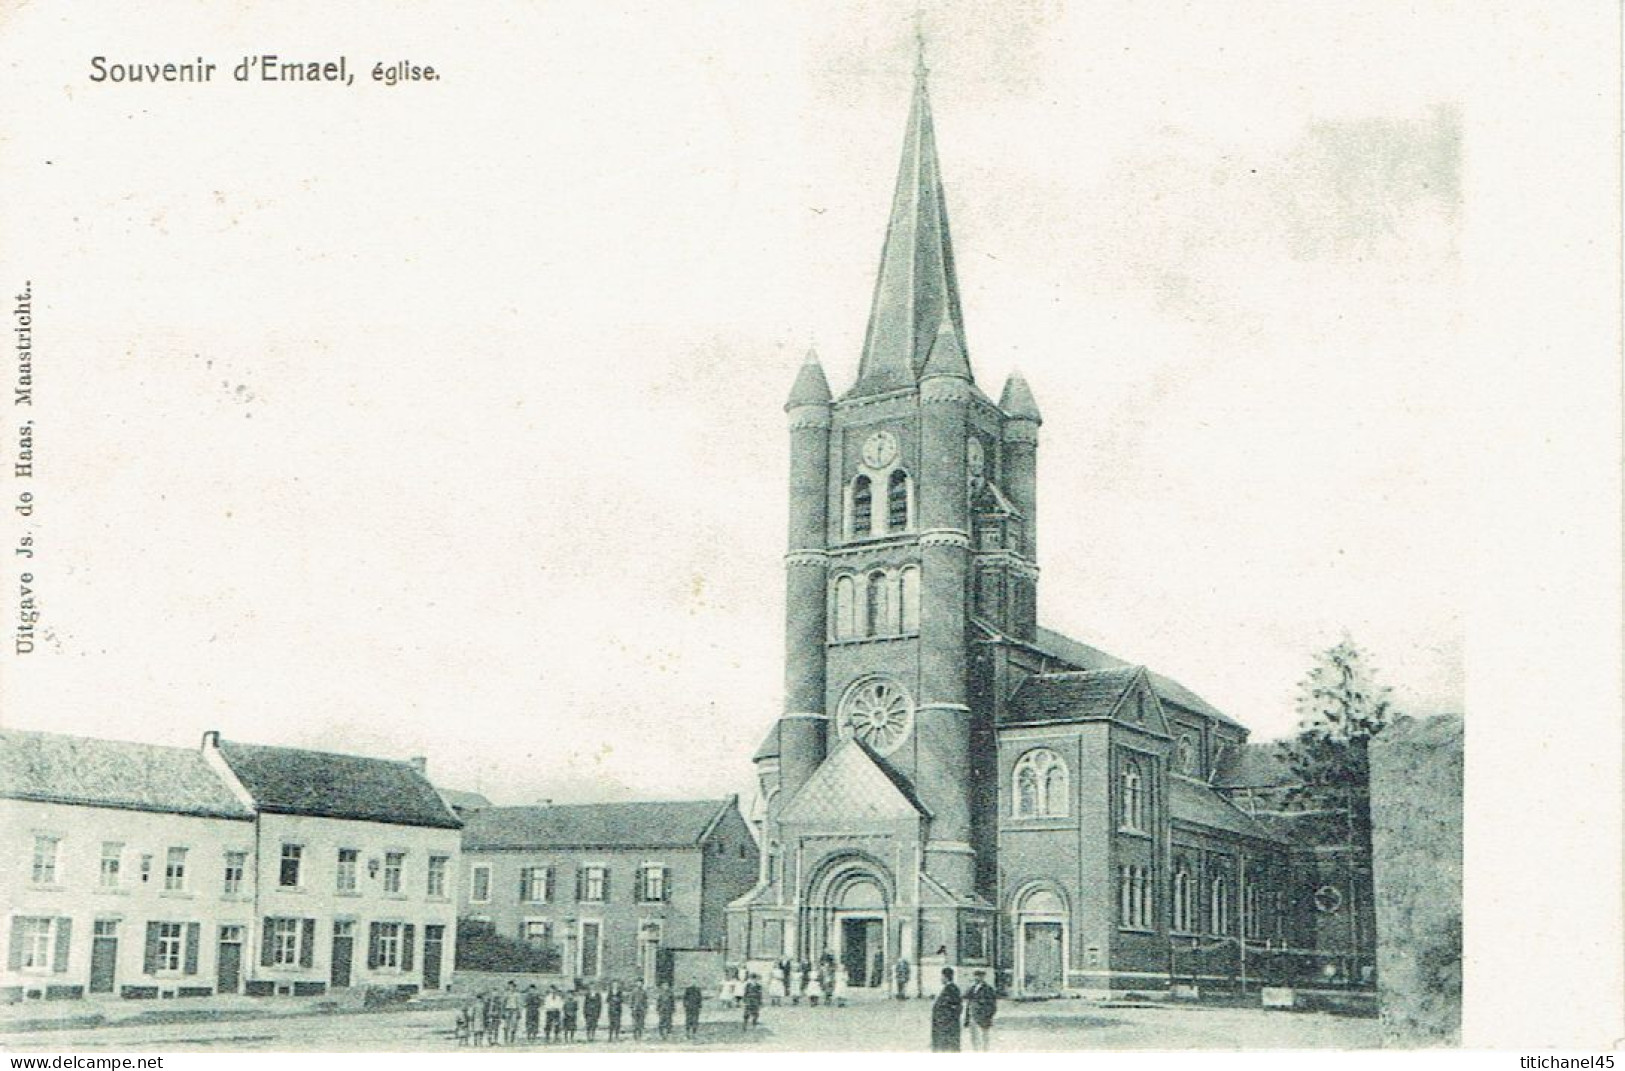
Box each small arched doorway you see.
[1014,885,1068,996]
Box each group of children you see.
[456,979,713,1046]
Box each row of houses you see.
[1,727,757,1004]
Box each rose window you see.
[837,676,914,755]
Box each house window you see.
[267,917,302,966]
[13,917,55,972]
[521,866,552,904]
[223,851,247,896]
[164,847,188,892]
[524,920,554,948]
[1012,749,1068,818]
[1172,863,1195,932]
[900,565,921,633]
[156,922,184,972]
[336,849,359,893]
[887,470,911,531]
[960,918,991,963]
[851,475,873,538]
[579,866,608,903]
[279,844,303,888]
[1210,874,1232,935]
[372,922,403,970]
[638,864,670,903]
[1118,865,1153,930]
[30,835,59,885]
[1119,759,1147,832]
[100,843,123,889]
[427,855,450,900]
[470,864,491,903]
[383,852,405,894]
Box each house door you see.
[216,925,243,994]
[330,921,354,989]
[1022,922,1064,995]
[422,925,444,990]
[840,917,883,987]
[89,921,118,994]
[637,921,661,987]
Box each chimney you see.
[201,730,220,750]
[408,756,427,775]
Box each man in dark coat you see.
[656,983,676,1039]
[741,973,764,1031]
[963,969,997,1051]
[583,985,603,1041]
[631,983,649,1041]
[930,968,962,1052]
[607,983,625,1042]
[681,982,704,1037]
[561,989,579,1042]
[523,984,542,1042]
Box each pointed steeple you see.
[848,48,970,397]
[785,348,833,409]
[1000,369,1041,423]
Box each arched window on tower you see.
[899,565,921,634]
[865,571,892,637]
[851,476,873,539]
[1120,758,1146,832]
[832,575,857,640]
[1012,749,1068,818]
[887,470,911,532]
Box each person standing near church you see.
[607,982,625,1042]
[631,982,649,1042]
[930,968,963,1052]
[963,969,997,1051]
[543,986,564,1042]
[681,982,703,1038]
[895,957,911,999]
[742,973,763,1032]
[583,985,603,1042]
[524,983,542,1042]
[656,982,676,1039]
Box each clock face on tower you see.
[861,430,899,470]
[836,675,914,756]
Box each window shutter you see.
[7,921,25,971]
[184,922,200,975]
[52,918,72,973]
[602,869,611,901]
[545,866,554,903]
[663,866,673,902]
[574,868,583,902]
[402,925,415,972]
[520,869,528,902]
[299,919,315,968]
[367,923,381,970]
[260,920,275,967]
[147,921,164,974]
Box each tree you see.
[1275,636,1394,848]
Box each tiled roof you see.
[1028,627,1245,730]
[216,740,461,830]
[777,740,928,825]
[0,729,252,819]
[1005,668,1141,725]
[463,798,736,851]
[439,788,492,812]
[1170,777,1282,843]
[1213,742,1297,789]
[752,723,780,762]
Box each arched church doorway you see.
[807,856,893,992]
[1014,885,1068,997]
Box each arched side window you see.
[831,575,858,640]
[865,571,892,637]
[1172,863,1195,932]
[887,470,911,532]
[899,565,921,634]
[1210,874,1231,935]
[1012,749,1069,818]
[851,476,873,539]
[1120,759,1146,832]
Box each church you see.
[726,58,1316,998]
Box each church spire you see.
[848,36,971,398]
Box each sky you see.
[0,0,1500,809]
